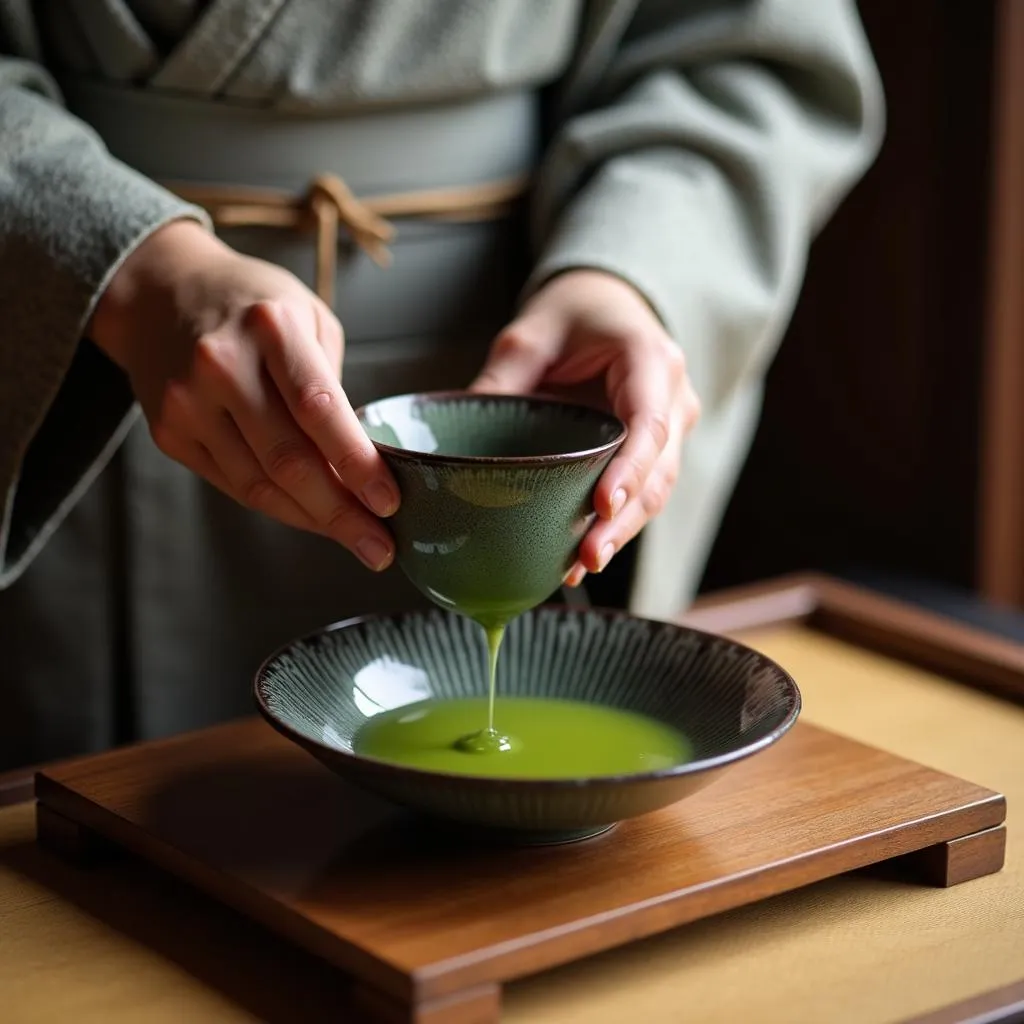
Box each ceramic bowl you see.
[255,606,801,845]
[355,391,626,628]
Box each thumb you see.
[468,312,560,394]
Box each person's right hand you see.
[88,218,398,571]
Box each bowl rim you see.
[352,389,628,466]
[253,605,803,789]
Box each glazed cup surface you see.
[356,391,626,626]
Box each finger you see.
[208,408,394,569]
[153,426,230,494]
[578,465,676,574]
[468,313,560,395]
[245,301,399,518]
[578,496,646,575]
[205,409,393,569]
[188,443,232,495]
[200,408,323,533]
[193,331,343,525]
[301,488,397,571]
[153,421,319,535]
[594,343,678,520]
[197,328,395,560]
[681,376,702,432]
[314,301,345,381]
[197,424,392,569]
[564,562,587,588]
[155,386,327,535]
[582,378,695,569]
[240,382,392,552]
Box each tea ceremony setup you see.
[5,1,1024,1019]
[1,391,1021,1024]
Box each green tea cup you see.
[356,391,627,627]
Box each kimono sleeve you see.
[528,0,885,413]
[0,25,208,588]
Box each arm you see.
[0,7,402,587]
[528,0,885,413]
[473,0,884,585]
[0,19,209,587]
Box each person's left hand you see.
[469,269,701,587]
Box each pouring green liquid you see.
[353,391,674,777]
[354,612,694,777]
[452,623,510,754]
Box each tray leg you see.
[894,824,1007,887]
[35,802,115,865]
[352,981,501,1024]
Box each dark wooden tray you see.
[34,706,1006,1023]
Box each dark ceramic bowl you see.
[255,606,801,845]
[355,391,626,628]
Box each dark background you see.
[699,0,996,597]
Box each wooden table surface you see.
[2,624,1022,1024]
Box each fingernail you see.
[564,564,586,587]
[356,537,392,571]
[596,543,615,573]
[363,480,398,517]
[610,488,627,517]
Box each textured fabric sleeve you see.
[0,37,210,587]
[527,0,885,414]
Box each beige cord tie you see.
[307,173,395,300]
[166,173,529,309]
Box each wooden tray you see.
[680,573,1024,705]
[34,695,1006,1024]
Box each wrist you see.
[529,266,662,320]
[88,218,219,366]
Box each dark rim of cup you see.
[353,390,628,465]
[253,605,803,790]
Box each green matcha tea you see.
[353,696,693,778]
[451,622,507,753]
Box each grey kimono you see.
[0,0,884,769]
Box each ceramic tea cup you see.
[355,391,626,627]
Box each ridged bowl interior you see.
[255,607,800,840]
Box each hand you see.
[470,269,700,586]
[88,219,398,571]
